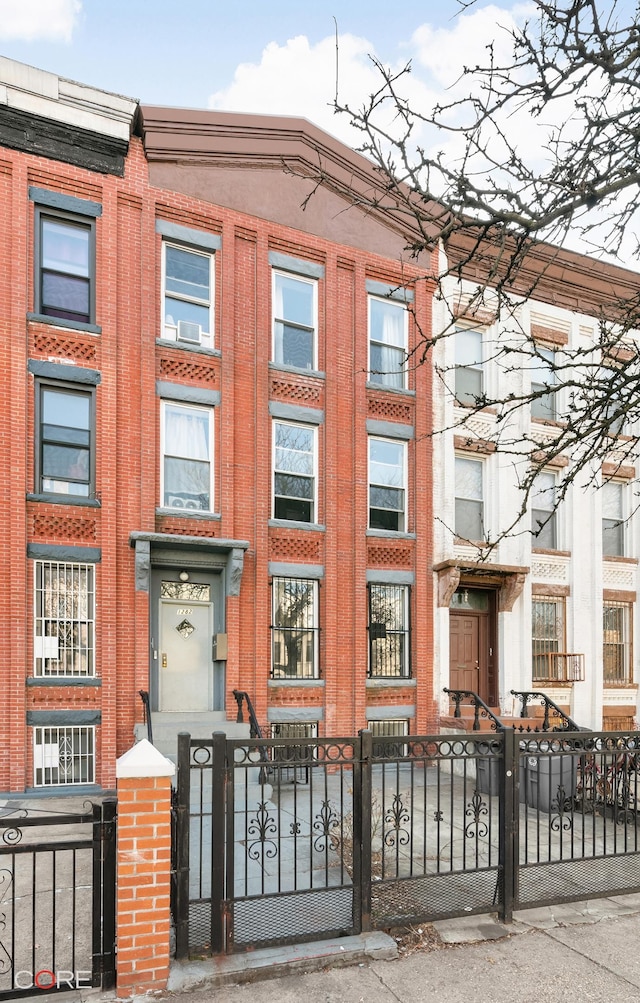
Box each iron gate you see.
[0,800,116,998]
[172,728,640,956]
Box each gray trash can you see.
[523,744,577,812]
[475,740,501,796]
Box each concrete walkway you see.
[167,893,640,1003]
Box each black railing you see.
[232,689,270,775]
[511,689,580,731]
[138,689,153,744]
[444,687,503,731]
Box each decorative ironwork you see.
[176,619,195,639]
[0,867,13,974]
[443,688,503,731]
[312,800,340,852]
[433,809,444,822]
[464,790,489,839]
[383,794,411,847]
[247,802,278,862]
[550,786,573,831]
[161,580,210,601]
[510,689,579,732]
[0,824,22,846]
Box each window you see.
[602,481,625,557]
[161,402,213,511]
[369,437,406,532]
[271,578,319,679]
[36,383,93,497]
[34,561,95,677]
[270,722,317,782]
[35,209,94,324]
[273,271,317,370]
[531,471,557,549]
[368,584,410,678]
[531,347,557,421]
[454,456,484,540]
[162,242,213,345]
[273,421,316,522]
[454,328,483,406]
[603,601,633,684]
[34,725,95,786]
[369,296,408,388]
[369,719,409,757]
[532,596,565,681]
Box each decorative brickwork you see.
[367,395,413,423]
[367,543,413,567]
[158,355,217,386]
[27,168,102,202]
[270,375,322,405]
[32,331,97,363]
[156,204,222,237]
[270,533,322,563]
[156,518,218,538]
[32,513,97,542]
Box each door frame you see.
[449,586,498,705]
[150,566,225,712]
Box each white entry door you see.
[159,598,213,711]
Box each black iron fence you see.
[172,727,640,956]
[0,800,116,999]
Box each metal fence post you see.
[353,729,372,933]
[211,731,226,954]
[499,728,518,922]
[174,732,191,959]
[92,798,117,990]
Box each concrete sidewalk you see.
[168,893,640,1003]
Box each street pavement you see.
[168,894,640,1003]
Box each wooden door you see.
[449,612,481,693]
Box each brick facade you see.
[0,62,438,795]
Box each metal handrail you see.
[232,690,270,775]
[138,689,153,744]
[510,689,581,731]
[443,688,503,731]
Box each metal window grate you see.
[603,600,633,684]
[271,577,319,678]
[34,561,95,677]
[532,596,565,681]
[33,725,95,786]
[368,584,410,677]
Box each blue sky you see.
[0,0,538,144]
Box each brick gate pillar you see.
[115,739,175,997]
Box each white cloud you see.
[209,33,392,147]
[0,0,82,42]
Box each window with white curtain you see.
[272,271,317,370]
[161,401,213,511]
[368,296,408,388]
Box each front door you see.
[449,612,481,693]
[159,598,213,711]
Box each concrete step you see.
[134,713,251,762]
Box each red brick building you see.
[0,59,437,795]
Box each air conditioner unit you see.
[167,495,187,508]
[184,499,199,509]
[177,320,202,344]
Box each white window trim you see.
[272,420,318,524]
[161,241,214,347]
[454,325,484,405]
[272,269,318,372]
[368,295,409,390]
[160,400,215,513]
[368,436,408,533]
[454,453,485,541]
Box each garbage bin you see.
[522,743,577,813]
[475,741,501,796]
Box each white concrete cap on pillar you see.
[116,738,176,778]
